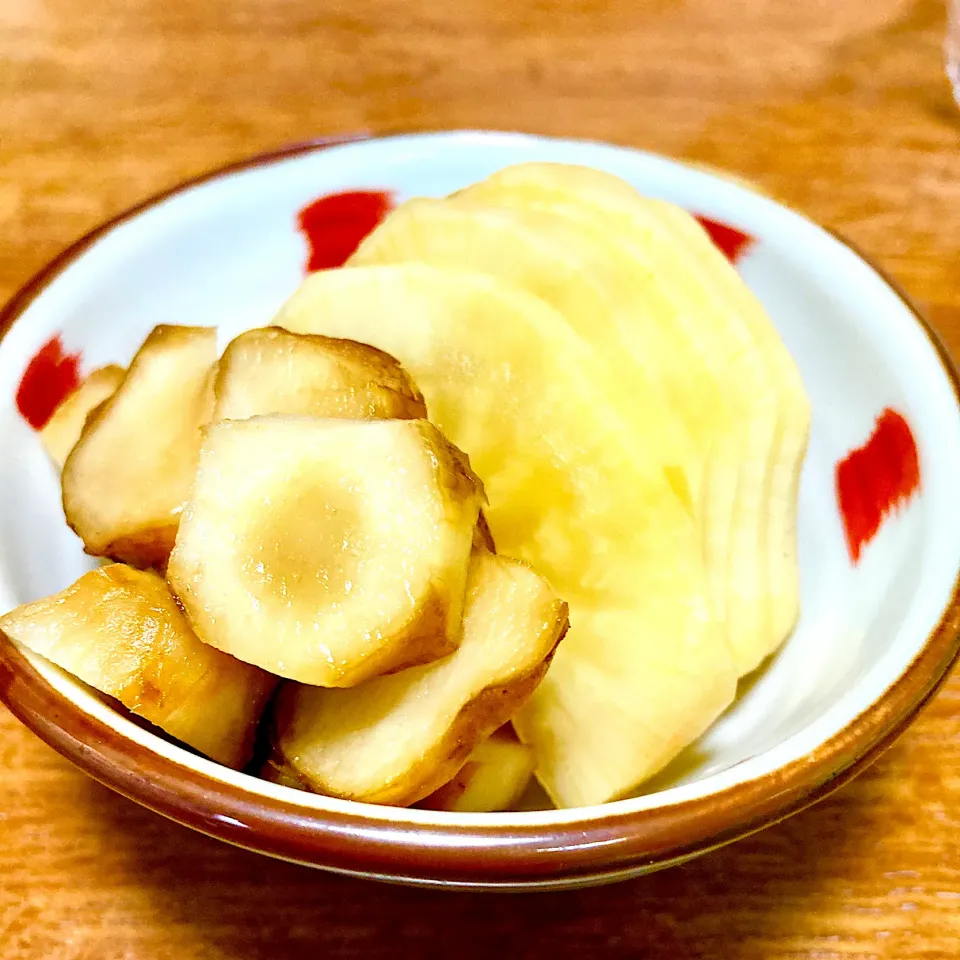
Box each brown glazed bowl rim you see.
[1,133,959,889]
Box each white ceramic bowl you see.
[1,131,959,890]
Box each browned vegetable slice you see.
[0,564,276,768]
[267,547,568,806]
[168,416,484,687]
[214,326,426,421]
[62,325,217,569]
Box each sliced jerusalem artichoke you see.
[167,416,484,687]
[213,326,426,421]
[419,725,536,813]
[62,325,217,569]
[40,364,126,468]
[268,547,568,807]
[0,564,276,768]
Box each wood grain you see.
[2,0,960,956]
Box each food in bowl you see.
[212,326,428,422]
[0,161,810,812]
[0,563,276,768]
[266,546,567,805]
[61,324,217,569]
[168,416,489,687]
[39,363,126,468]
[418,725,536,813]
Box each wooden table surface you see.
[3,0,960,957]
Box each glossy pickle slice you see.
[168,415,484,687]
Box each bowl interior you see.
[1,131,959,821]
